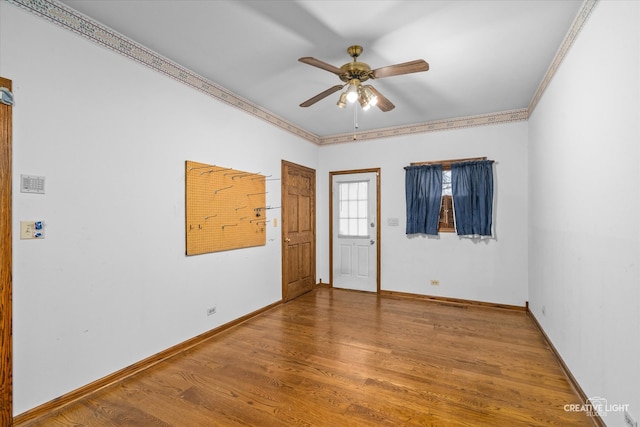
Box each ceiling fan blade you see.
[372,59,429,79]
[300,85,344,107]
[298,57,343,75]
[368,86,395,112]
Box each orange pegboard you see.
[185,160,266,255]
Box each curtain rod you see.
[405,157,492,170]
[410,156,487,166]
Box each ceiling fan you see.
[298,45,429,112]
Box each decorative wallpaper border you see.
[319,109,529,145]
[7,0,596,146]
[6,0,322,144]
[528,0,598,115]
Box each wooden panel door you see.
[281,161,316,302]
[1,77,13,425]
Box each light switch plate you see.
[20,221,45,239]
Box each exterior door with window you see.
[331,171,379,292]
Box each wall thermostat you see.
[21,174,45,194]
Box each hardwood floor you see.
[19,288,595,426]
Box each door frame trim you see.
[329,168,381,293]
[1,76,13,425]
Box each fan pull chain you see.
[353,104,359,140]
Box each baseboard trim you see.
[14,299,282,425]
[379,290,527,311]
[526,309,605,427]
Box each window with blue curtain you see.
[405,158,494,237]
[405,164,442,235]
[451,160,494,236]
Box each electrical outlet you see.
[625,410,637,427]
[207,306,217,316]
[430,280,440,286]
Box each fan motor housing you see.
[339,61,372,83]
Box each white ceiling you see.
[58,0,584,139]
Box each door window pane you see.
[338,181,369,237]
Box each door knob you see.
[285,238,291,243]
[370,239,375,245]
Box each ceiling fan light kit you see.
[345,80,360,103]
[336,91,348,109]
[358,85,378,111]
[299,45,429,113]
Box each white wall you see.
[1,3,318,415]
[317,122,529,306]
[528,1,640,425]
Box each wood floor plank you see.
[17,288,595,426]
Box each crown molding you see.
[7,0,596,146]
